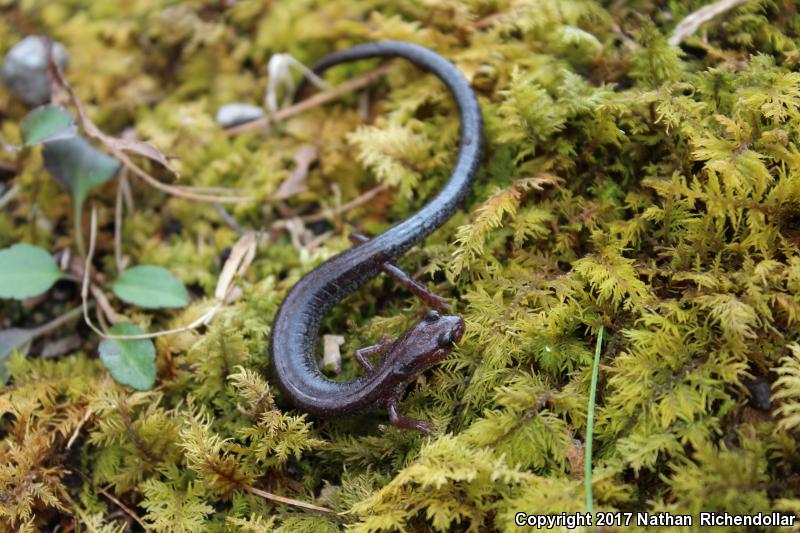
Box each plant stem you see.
[31,305,85,337]
[585,326,605,517]
[74,202,86,257]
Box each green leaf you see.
[0,243,62,299]
[112,265,189,309]
[42,136,120,212]
[20,104,77,146]
[99,323,156,391]
[0,328,34,384]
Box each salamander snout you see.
[450,316,465,343]
[436,315,465,348]
[421,311,465,345]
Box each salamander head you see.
[389,310,465,381]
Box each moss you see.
[2,0,800,531]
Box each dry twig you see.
[669,0,749,46]
[224,63,393,136]
[298,184,388,225]
[114,170,127,274]
[73,469,152,531]
[244,484,331,513]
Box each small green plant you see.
[0,99,191,388]
[112,266,189,309]
[0,242,62,299]
[98,323,157,390]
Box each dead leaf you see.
[514,173,563,192]
[40,334,82,358]
[273,144,318,200]
[564,435,585,480]
[215,231,258,302]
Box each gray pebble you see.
[1,36,69,107]
[215,103,265,128]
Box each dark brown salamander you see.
[269,41,482,433]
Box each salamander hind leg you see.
[348,232,451,313]
[387,393,433,434]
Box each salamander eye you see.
[425,310,441,322]
[438,332,453,347]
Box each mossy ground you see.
[2,1,800,532]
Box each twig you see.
[266,184,388,249]
[30,305,85,337]
[81,207,102,337]
[66,408,93,449]
[90,284,121,325]
[114,149,252,204]
[585,326,605,515]
[244,484,331,513]
[668,0,749,46]
[176,184,248,195]
[62,491,100,533]
[74,469,151,532]
[298,184,388,225]
[96,483,151,532]
[213,203,246,235]
[94,301,109,332]
[214,232,258,302]
[114,171,126,274]
[225,63,393,136]
[120,172,134,212]
[79,208,257,340]
[0,184,20,210]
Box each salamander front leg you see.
[354,337,393,372]
[386,391,433,434]
[348,232,451,313]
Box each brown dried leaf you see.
[273,144,318,200]
[514,173,564,192]
[215,232,258,302]
[564,436,585,480]
[40,335,82,358]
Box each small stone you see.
[744,375,771,411]
[215,103,264,128]
[1,36,69,107]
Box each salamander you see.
[269,41,482,433]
